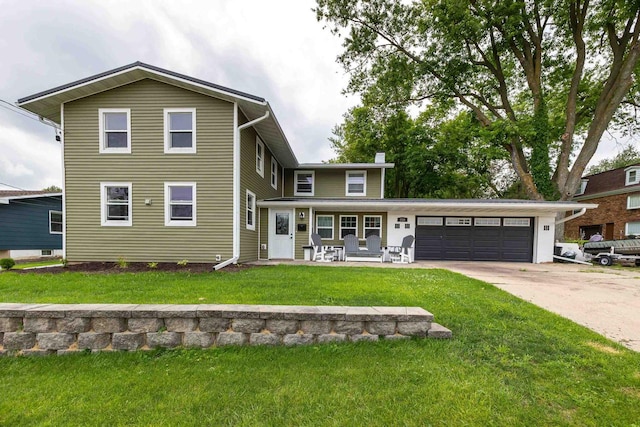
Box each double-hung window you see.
[246,190,256,230]
[626,222,640,236]
[346,171,366,196]
[270,157,278,190]
[316,215,334,239]
[49,211,63,234]
[165,183,196,226]
[294,171,314,196]
[164,108,196,153]
[101,183,132,226]
[363,215,382,237]
[626,168,640,186]
[99,109,131,153]
[256,137,265,177]
[628,193,640,209]
[340,215,357,239]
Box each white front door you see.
[269,209,294,259]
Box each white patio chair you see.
[389,235,414,264]
[311,233,336,262]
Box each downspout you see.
[60,104,66,260]
[555,208,586,225]
[215,108,270,271]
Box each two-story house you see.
[565,163,640,240]
[17,62,595,265]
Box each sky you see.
[0,0,636,191]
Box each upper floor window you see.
[346,171,367,196]
[164,108,196,153]
[246,190,256,231]
[626,168,640,186]
[628,193,640,210]
[165,182,196,226]
[99,109,131,153]
[49,210,63,234]
[256,137,265,177]
[294,171,314,196]
[101,183,132,226]
[575,179,588,196]
[270,157,278,190]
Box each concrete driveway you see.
[428,261,640,352]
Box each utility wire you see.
[0,99,61,130]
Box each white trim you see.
[339,214,358,239]
[445,217,472,226]
[100,182,132,226]
[627,193,640,209]
[268,208,295,259]
[49,210,63,234]
[474,218,501,226]
[346,170,367,196]
[381,167,385,198]
[363,215,382,237]
[270,156,278,190]
[504,218,531,227]
[164,108,196,154]
[294,170,315,196]
[417,217,443,226]
[164,182,196,226]
[297,162,394,169]
[256,137,265,177]
[316,214,334,240]
[61,103,66,258]
[98,108,131,154]
[246,189,256,231]
[575,179,588,196]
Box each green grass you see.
[1,265,639,426]
[10,259,63,270]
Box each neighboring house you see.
[565,163,640,240]
[17,62,595,264]
[0,191,63,260]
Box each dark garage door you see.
[415,216,533,262]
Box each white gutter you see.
[555,208,587,225]
[220,107,271,270]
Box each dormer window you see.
[575,179,588,196]
[626,167,640,186]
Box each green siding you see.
[238,112,281,263]
[312,211,388,247]
[259,208,269,259]
[294,208,311,260]
[64,79,234,263]
[284,168,383,198]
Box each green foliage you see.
[61,258,68,268]
[586,144,640,175]
[315,0,640,200]
[41,185,62,193]
[1,265,639,425]
[177,259,189,267]
[0,258,15,270]
[116,257,128,269]
[147,262,158,269]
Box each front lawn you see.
[1,265,639,426]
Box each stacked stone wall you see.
[0,303,451,356]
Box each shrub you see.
[147,262,158,269]
[177,259,189,267]
[0,258,16,270]
[116,257,129,269]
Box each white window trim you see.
[316,215,334,240]
[446,217,472,226]
[364,215,382,237]
[628,193,640,209]
[575,179,588,196]
[474,218,501,226]
[625,168,640,186]
[100,182,132,227]
[164,108,196,154]
[270,157,278,190]
[346,170,367,196]
[294,170,315,196]
[504,218,531,227]
[49,210,63,234]
[626,221,640,236]
[256,137,265,177]
[339,215,358,239]
[164,182,197,226]
[417,217,443,226]
[246,189,256,231]
[99,108,131,154]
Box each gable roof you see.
[576,162,640,199]
[17,62,298,168]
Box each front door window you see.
[276,213,289,235]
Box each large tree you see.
[585,143,640,174]
[315,0,640,201]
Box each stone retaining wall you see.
[0,303,451,356]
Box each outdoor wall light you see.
[299,212,305,220]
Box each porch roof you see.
[257,198,598,216]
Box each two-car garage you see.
[414,216,534,262]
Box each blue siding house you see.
[0,191,63,260]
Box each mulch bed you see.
[5,262,255,274]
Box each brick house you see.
[565,163,640,240]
